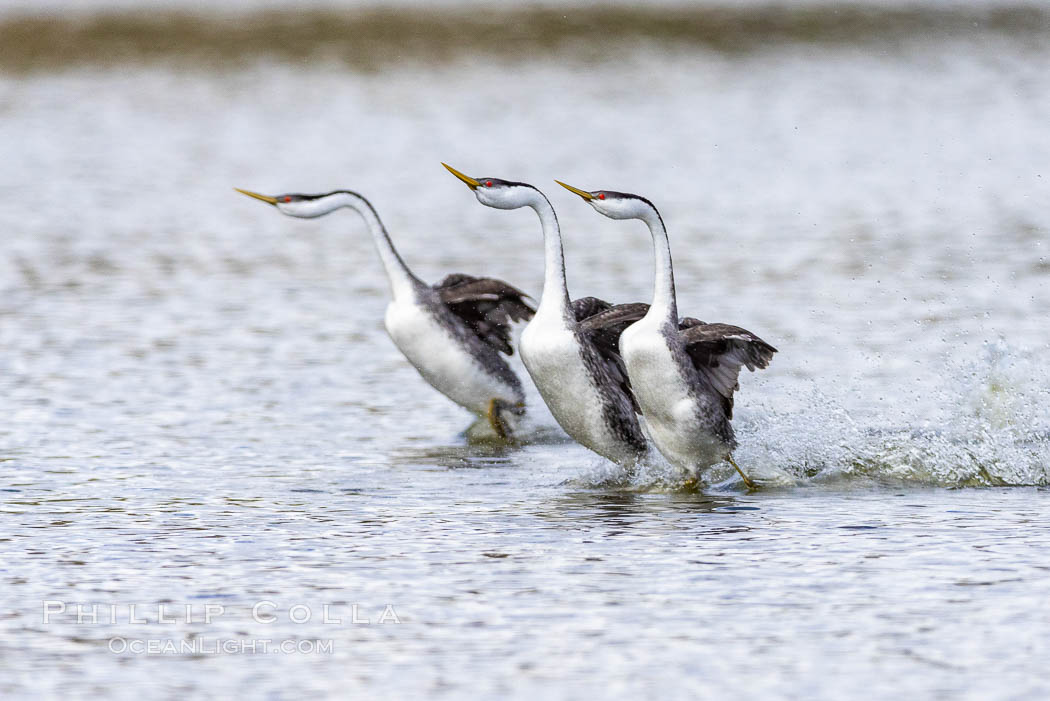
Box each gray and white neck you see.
[639,205,678,324]
[524,188,571,320]
[284,190,423,301]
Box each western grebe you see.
[557,181,776,487]
[443,165,648,465]
[236,187,534,439]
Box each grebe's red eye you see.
[284,196,291,202]
[485,181,492,187]
[598,193,606,200]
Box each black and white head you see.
[555,181,659,221]
[442,163,541,210]
[235,188,353,218]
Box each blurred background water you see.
[1,1,1049,698]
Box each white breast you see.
[384,300,518,416]
[621,320,726,469]
[520,314,630,463]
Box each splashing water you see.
[561,340,1050,491]
[730,340,1050,488]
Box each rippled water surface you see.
[2,2,1050,698]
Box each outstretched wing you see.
[679,319,777,419]
[575,299,650,413]
[435,274,535,355]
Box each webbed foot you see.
[727,455,757,490]
[486,399,524,443]
[487,398,509,441]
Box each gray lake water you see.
[2,2,1049,698]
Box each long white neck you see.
[641,207,677,323]
[315,192,422,301]
[526,189,571,319]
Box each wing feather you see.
[575,299,650,413]
[435,274,535,355]
[679,321,777,419]
[569,296,612,322]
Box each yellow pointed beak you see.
[234,188,278,205]
[442,163,480,190]
[555,180,595,201]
